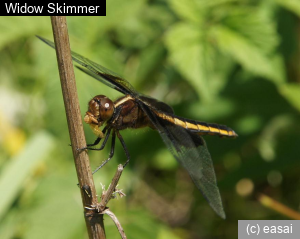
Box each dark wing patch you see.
[37,36,137,96]
[75,65,127,94]
[138,101,226,219]
[139,95,174,114]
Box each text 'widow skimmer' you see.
[38,36,237,219]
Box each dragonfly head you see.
[84,95,114,127]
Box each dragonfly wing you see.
[138,101,226,219]
[75,65,127,94]
[37,36,137,96]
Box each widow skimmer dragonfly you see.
[37,36,237,219]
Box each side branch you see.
[99,164,124,210]
[85,165,127,239]
[103,209,127,239]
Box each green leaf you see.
[0,208,19,239]
[211,25,285,84]
[0,17,49,49]
[221,6,280,54]
[0,131,54,220]
[280,83,300,112]
[165,23,213,102]
[22,173,85,239]
[168,0,204,24]
[68,0,146,38]
[136,43,166,83]
[275,0,300,17]
[187,97,236,121]
[165,22,237,102]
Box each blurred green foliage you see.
[0,0,300,238]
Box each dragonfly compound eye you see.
[99,97,114,121]
[84,95,114,125]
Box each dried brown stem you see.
[85,165,127,239]
[49,16,106,239]
[258,193,300,219]
[99,164,124,210]
[103,209,127,239]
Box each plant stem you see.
[50,16,106,239]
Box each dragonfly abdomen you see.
[192,121,238,138]
[156,112,237,138]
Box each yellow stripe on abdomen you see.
[185,121,199,130]
[154,111,237,138]
[208,126,220,134]
[174,118,187,128]
[219,129,229,136]
[197,124,209,131]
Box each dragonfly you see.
[37,36,237,219]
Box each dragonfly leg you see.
[77,126,109,151]
[116,131,130,168]
[72,136,103,149]
[84,128,112,151]
[86,137,101,147]
[92,130,116,174]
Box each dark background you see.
[0,1,300,238]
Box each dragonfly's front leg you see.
[84,127,112,151]
[77,126,110,151]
